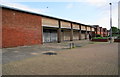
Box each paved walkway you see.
[2,40,90,64]
[2,41,118,75]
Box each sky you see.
[0,0,119,29]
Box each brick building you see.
[103,28,108,37]
[93,25,108,37]
[1,5,108,48]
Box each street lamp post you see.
[109,3,112,43]
[118,2,120,36]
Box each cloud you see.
[78,0,118,29]
[0,0,118,30]
[101,4,118,29]
[75,3,118,30]
[0,0,83,2]
[0,0,119,2]
[82,0,119,10]
[91,4,118,29]
[66,3,74,9]
[85,0,107,7]
[0,1,49,14]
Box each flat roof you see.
[1,5,94,27]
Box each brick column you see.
[95,28,97,37]
[85,26,87,39]
[62,30,64,41]
[57,20,61,43]
[105,30,107,37]
[70,23,73,41]
[100,27,101,35]
[90,27,92,32]
[107,30,108,36]
[90,27,92,37]
[79,25,81,40]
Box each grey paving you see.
[2,40,90,64]
[2,41,118,75]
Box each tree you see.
[111,27,118,33]
[110,26,120,36]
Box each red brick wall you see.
[0,8,2,48]
[94,26,108,37]
[103,28,108,37]
[2,8,42,48]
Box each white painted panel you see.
[92,28,95,31]
[87,27,91,31]
[42,17,58,28]
[61,21,71,29]
[81,25,86,30]
[73,24,79,30]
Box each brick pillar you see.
[79,25,81,40]
[62,30,64,41]
[70,23,73,41]
[107,31,108,36]
[100,28,101,36]
[105,30,106,37]
[90,27,92,37]
[95,28,97,37]
[103,29,104,37]
[85,26,87,39]
[107,30,108,36]
[57,20,61,43]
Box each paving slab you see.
[2,41,118,75]
[2,40,90,64]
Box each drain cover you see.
[42,51,57,55]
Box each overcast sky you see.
[0,0,119,29]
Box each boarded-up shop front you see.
[63,30,71,41]
[81,33,85,39]
[81,31,86,40]
[43,27,57,43]
[61,21,71,41]
[87,32,89,39]
[73,30,79,40]
[73,24,79,40]
[42,17,58,43]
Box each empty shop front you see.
[43,27,57,43]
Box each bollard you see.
[72,43,75,48]
[69,43,72,49]
[69,43,75,49]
